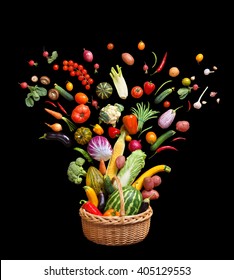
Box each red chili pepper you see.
[151,51,168,75]
[171,137,187,142]
[45,100,57,107]
[156,145,178,153]
[57,102,69,115]
[108,127,121,138]
[80,200,103,216]
[187,100,192,111]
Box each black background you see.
[3,28,232,260]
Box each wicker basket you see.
[79,176,153,246]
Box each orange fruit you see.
[74,92,89,104]
[145,131,157,144]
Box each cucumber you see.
[54,83,74,101]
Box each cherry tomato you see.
[137,40,145,50]
[145,131,157,144]
[196,53,204,63]
[74,92,89,104]
[131,86,144,98]
[107,43,114,50]
[53,64,59,70]
[163,100,171,108]
[71,104,91,123]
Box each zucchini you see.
[54,83,74,101]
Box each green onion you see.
[131,102,160,132]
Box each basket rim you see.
[79,205,153,225]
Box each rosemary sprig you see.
[130,102,160,132]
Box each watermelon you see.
[104,185,143,215]
[96,82,113,99]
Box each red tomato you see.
[53,64,59,70]
[131,86,143,98]
[71,104,91,123]
[143,81,156,95]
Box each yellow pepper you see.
[91,124,104,135]
[83,186,99,207]
[103,208,120,216]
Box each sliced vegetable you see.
[109,65,128,99]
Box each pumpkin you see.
[74,127,92,145]
[96,82,113,99]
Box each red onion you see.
[128,139,142,152]
[83,49,93,62]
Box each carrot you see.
[106,125,127,180]
[44,108,77,132]
[99,159,107,176]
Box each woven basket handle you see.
[112,176,125,217]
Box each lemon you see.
[182,78,191,87]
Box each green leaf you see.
[32,91,40,101]
[25,97,34,107]
[177,87,191,100]
[47,51,58,64]
[36,86,47,96]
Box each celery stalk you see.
[110,65,128,99]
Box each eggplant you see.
[138,197,151,214]
[39,131,73,147]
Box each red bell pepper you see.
[80,200,103,216]
[122,114,138,135]
[108,127,121,138]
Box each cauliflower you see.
[67,157,87,184]
[99,103,124,127]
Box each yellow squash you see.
[131,164,171,190]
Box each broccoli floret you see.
[67,157,87,184]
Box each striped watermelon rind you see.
[104,185,143,215]
[96,82,113,99]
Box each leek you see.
[109,65,128,99]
